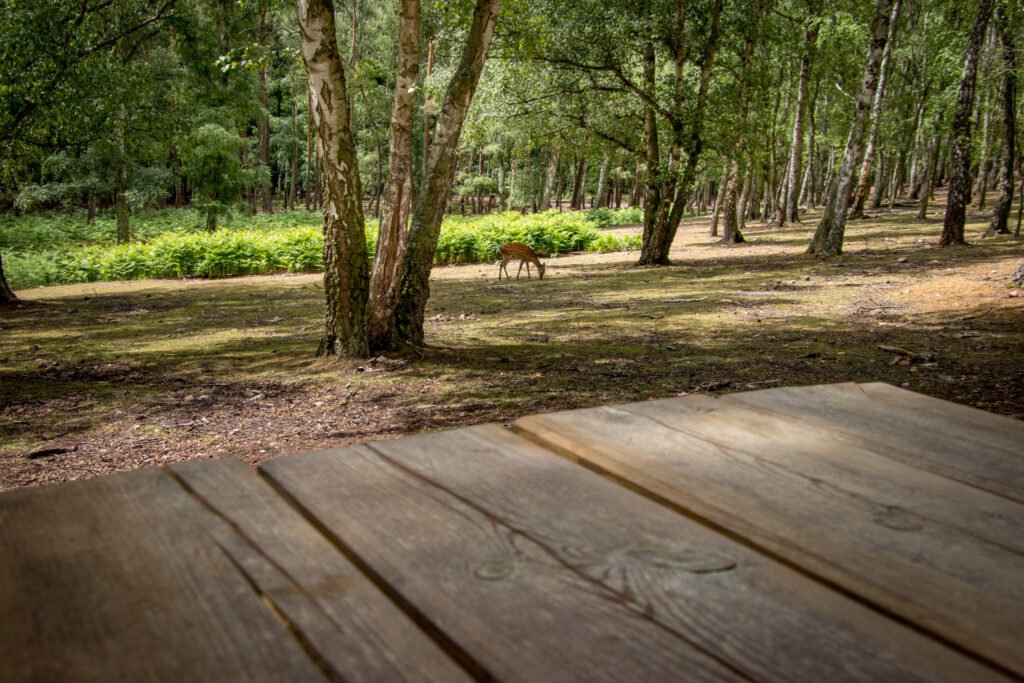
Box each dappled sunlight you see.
[2,205,1021,489]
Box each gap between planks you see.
[162,465,346,683]
[507,420,1022,682]
[252,464,499,683]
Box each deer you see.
[498,242,546,281]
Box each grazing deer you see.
[498,242,546,281]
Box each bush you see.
[2,209,639,288]
[585,206,644,226]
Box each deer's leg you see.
[516,261,524,279]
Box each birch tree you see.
[807,0,897,257]
[939,0,997,246]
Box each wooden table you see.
[2,382,1022,681]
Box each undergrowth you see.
[3,208,642,287]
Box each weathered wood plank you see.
[167,458,468,683]
[722,382,1024,502]
[261,424,1006,682]
[0,465,327,682]
[514,395,1024,677]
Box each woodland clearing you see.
[2,202,1021,490]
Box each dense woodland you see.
[1,0,1021,355]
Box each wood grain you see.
[168,458,468,682]
[514,393,1024,677]
[722,382,1024,502]
[262,424,1006,682]
[0,465,327,682]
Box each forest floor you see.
[2,201,1023,490]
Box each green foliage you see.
[584,207,644,226]
[435,210,636,264]
[183,124,259,230]
[3,209,639,288]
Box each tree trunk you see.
[985,4,1016,236]
[659,0,724,256]
[258,9,273,214]
[870,152,890,207]
[630,157,644,207]
[115,190,130,244]
[289,101,299,210]
[719,5,757,244]
[638,41,667,264]
[850,0,899,220]
[422,40,434,184]
[391,0,502,348]
[305,90,314,211]
[785,22,817,225]
[807,0,896,257]
[365,0,419,350]
[918,125,940,219]
[710,177,722,236]
[298,0,370,357]
[569,155,587,210]
[0,252,17,303]
[975,91,992,209]
[940,0,996,246]
[540,150,558,210]
[595,152,609,208]
[739,168,753,229]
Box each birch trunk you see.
[298,0,370,357]
[849,0,900,220]
[785,23,817,224]
[975,92,992,209]
[985,4,1016,236]
[644,0,724,263]
[720,18,757,244]
[940,0,996,245]
[367,0,419,349]
[392,0,502,347]
[540,150,558,210]
[807,0,896,256]
[595,152,609,208]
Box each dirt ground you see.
[2,201,1022,490]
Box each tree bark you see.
[298,0,370,357]
[710,176,722,236]
[918,123,940,219]
[719,5,758,244]
[638,40,667,264]
[540,149,558,210]
[849,0,900,220]
[367,0,419,350]
[569,155,587,210]
[595,152,609,208]
[391,0,502,347]
[289,101,299,210]
[0,252,17,303]
[807,0,896,257]
[785,22,818,224]
[422,40,435,184]
[639,0,724,263]
[940,0,996,246]
[985,4,1016,236]
[975,91,992,209]
[305,90,314,211]
[258,8,273,214]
